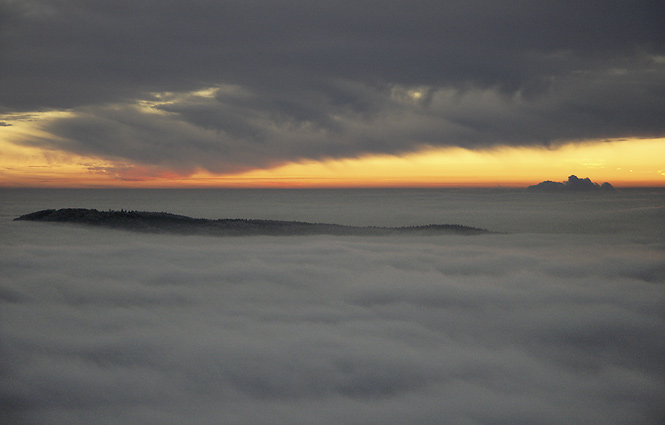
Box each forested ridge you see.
[15,208,492,236]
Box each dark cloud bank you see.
[2,1,665,174]
[1,189,664,424]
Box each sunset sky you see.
[2,1,664,188]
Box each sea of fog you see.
[1,188,664,425]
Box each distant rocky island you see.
[14,208,493,236]
[527,175,615,192]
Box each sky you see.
[1,0,665,188]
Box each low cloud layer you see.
[2,189,664,424]
[2,1,664,175]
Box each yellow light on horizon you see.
[194,138,665,188]
[1,126,664,188]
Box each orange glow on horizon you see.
[1,128,664,188]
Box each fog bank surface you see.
[1,189,664,424]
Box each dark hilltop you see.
[14,209,493,236]
[528,175,615,192]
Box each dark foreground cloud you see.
[1,229,664,424]
[2,1,665,174]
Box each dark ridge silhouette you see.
[527,175,615,192]
[14,209,494,236]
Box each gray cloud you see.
[1,189,664,425]
[2,1,665,172]
[2,231,664,424]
